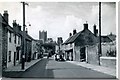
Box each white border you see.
[0,0,119,80]
[116,1,118,79]
[0,0,119,2]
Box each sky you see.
[0,2,116,42]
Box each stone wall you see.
[2,22,8,70]
[74,46,80,61]
[0,15,2,75]
[87,45,99,65]
[100,57,116,69]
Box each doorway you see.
[80,47,86,62]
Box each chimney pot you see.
[83,22,88,30]
[93,24,98,36]
[69,33,72,37]
[73,29,77,35]
[3,10,9,23]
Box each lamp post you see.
[21,2,28,70]
[98,2,102,65]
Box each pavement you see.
[5,59,41,72]
[66,61,116,77]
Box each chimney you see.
[69,33,72,37]
[18,24,21,31]
[13,20,17,29]
[93,24,98,36]
[73,29,77,35]
[83,21,88,30]
[3,10,9,23]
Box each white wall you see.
[7,31,21,67]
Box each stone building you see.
[0,11,22,69]
[63,22,99,64]
[31,39,43,60]
[39,30,47,43]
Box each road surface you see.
[3,57,116,79]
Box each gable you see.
[75,29,98,46]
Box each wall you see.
[74,46,80,61]
[100,57,116,69]
[2,23,8,70]
[0,15,2,73]
[7,31,21,67]
[31,40,40,59]
[87,44,99,65]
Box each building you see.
[20,30,33,62]
[0,13,3,69]
[0,11,22,69]
[1,11,36,70]
[55,37,63,58]
[56,37,63,52]
[39,30,47,43]
[46,38,53,43]
[101,33,116,57]
[31,39,43,60]
[63,22,99,64]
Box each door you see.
[14,52,16,66]
[80,47,86,61]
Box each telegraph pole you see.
[21,2,28,70]
[98,2,102,65]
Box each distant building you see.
[101,33,116,57]
[39,30,47,43]
[31,39,43,60]
[46,38,53,43]
[55,37,63,54]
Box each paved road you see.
[3,57,116,79]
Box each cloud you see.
[0,2,116,42]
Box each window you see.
[8,51,11,62]
[9,32,12,43]
[18,36,20,45]
[14,34,16,44]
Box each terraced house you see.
[0,11,22,69]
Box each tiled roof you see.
[64,31,82,44]
[101,36,112,42]
[107,34,116,41]
[20,31,33,41]
[63,29,98,46]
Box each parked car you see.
[59,55,65,61]
[55,54,65,61]
[55,54,60,61]
[43,53,48,57]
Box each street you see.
[3,57,115,79]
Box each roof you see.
[63,29,98,46]
[101,36,112,43]
[64,32,81,44]
[107,34,116,41]
[0,14,14,32]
